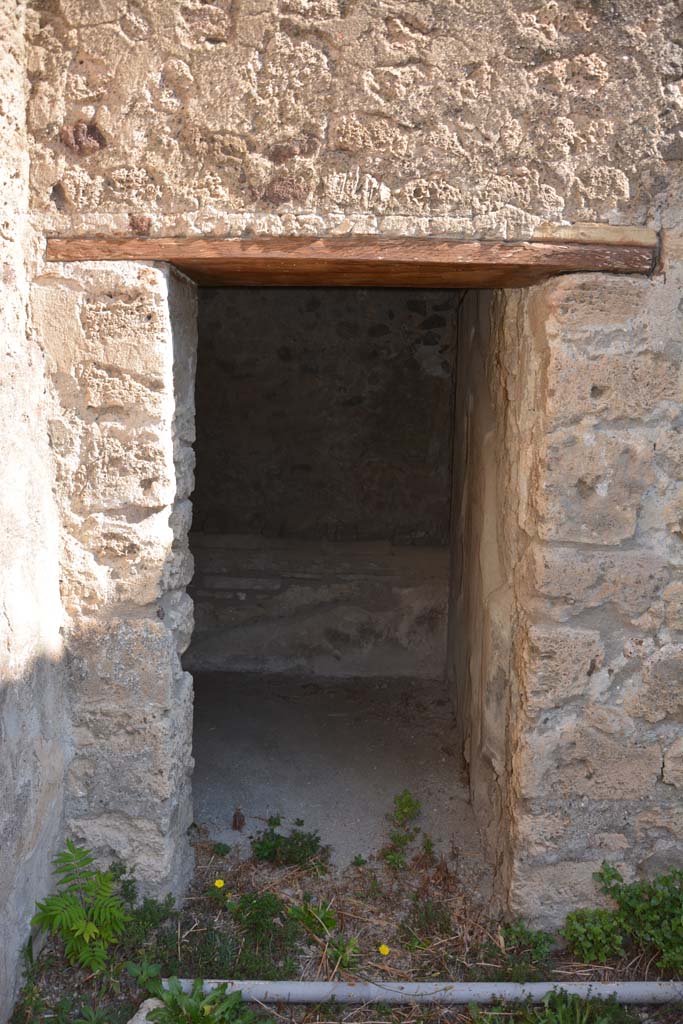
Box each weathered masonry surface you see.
[27,254,683,926]
[2,1,683,1019]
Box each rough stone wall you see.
[509,259,683,927]
[195,288,456,543]
[0,6,67,1019]
[3,0,681,976]
[26,1,683,239]
[31,261,197,897]
[452,256,683,927]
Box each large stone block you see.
[624,644,683,723]
[517,721,662,801]
[33,265,174,385]
[78,362,167,423]
[510,859,619,930]
[519,623,603,712]
[529,276,652,349]
[663,582,683,632]
[546,348,681,425]
[77,511,175,607]
[663,737,683,790]
[69,618,183,712]
[66,806,193,901]
[523,544,669,622]
[534,428,655,544]
[76,422,175,512]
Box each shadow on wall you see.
[0,652,68,1022]
[0,565,196,1022]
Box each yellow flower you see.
[378,943,390,956]
[214,879,225,889]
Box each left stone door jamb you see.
[32,260,198,897]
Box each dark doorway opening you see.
[184,287,485,881]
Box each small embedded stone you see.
[59,121,107,155]
[128,212,152,235]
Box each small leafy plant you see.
[473,920,553,983]
[470,992,638,1023]
[420,833,435,861]
[328,935,360,970]
[127,959,163,996]
[288,896,337,938]
[400,896,452,946]
[251,821,329,867]
[213,843,232,857]
[381,828,418,871]
[563,862,683,973]
[32,841,130,971]
[391,789,421,827]
[123,893,177,954]
[501,921,554,964]
[147,978,264,1024]
[378,791,423,870]
[73,1006,110,1024]
[563,908,624,964]
[230,892,289,941]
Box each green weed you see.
[251,823,329,867]
[74,1006,110,1024]
[563,908,624,964]
[127,960,163,996]
[328,935,361,970]
[470,992,639,1023]
[230,892,292,942]
[110,860,138,907]
[421,833,435,861]
[391,789,422,827]
[288,896,337,938]
[564,862,683,973]
[501,921,554,964]
[123,894,177,954]
[473,921,553,983]
[32,841,130,973]
[381,828,418,871]
[228,892,301,979]
[147,978,265,1024]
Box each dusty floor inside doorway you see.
[191,673,488,895]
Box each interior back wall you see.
[193,288,457,544]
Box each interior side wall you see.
[0,7,67,1018]
[449,289,523,904]
[187,288,457,679]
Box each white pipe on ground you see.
[166,979,683,1005]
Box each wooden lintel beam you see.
[45,235,656,288]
